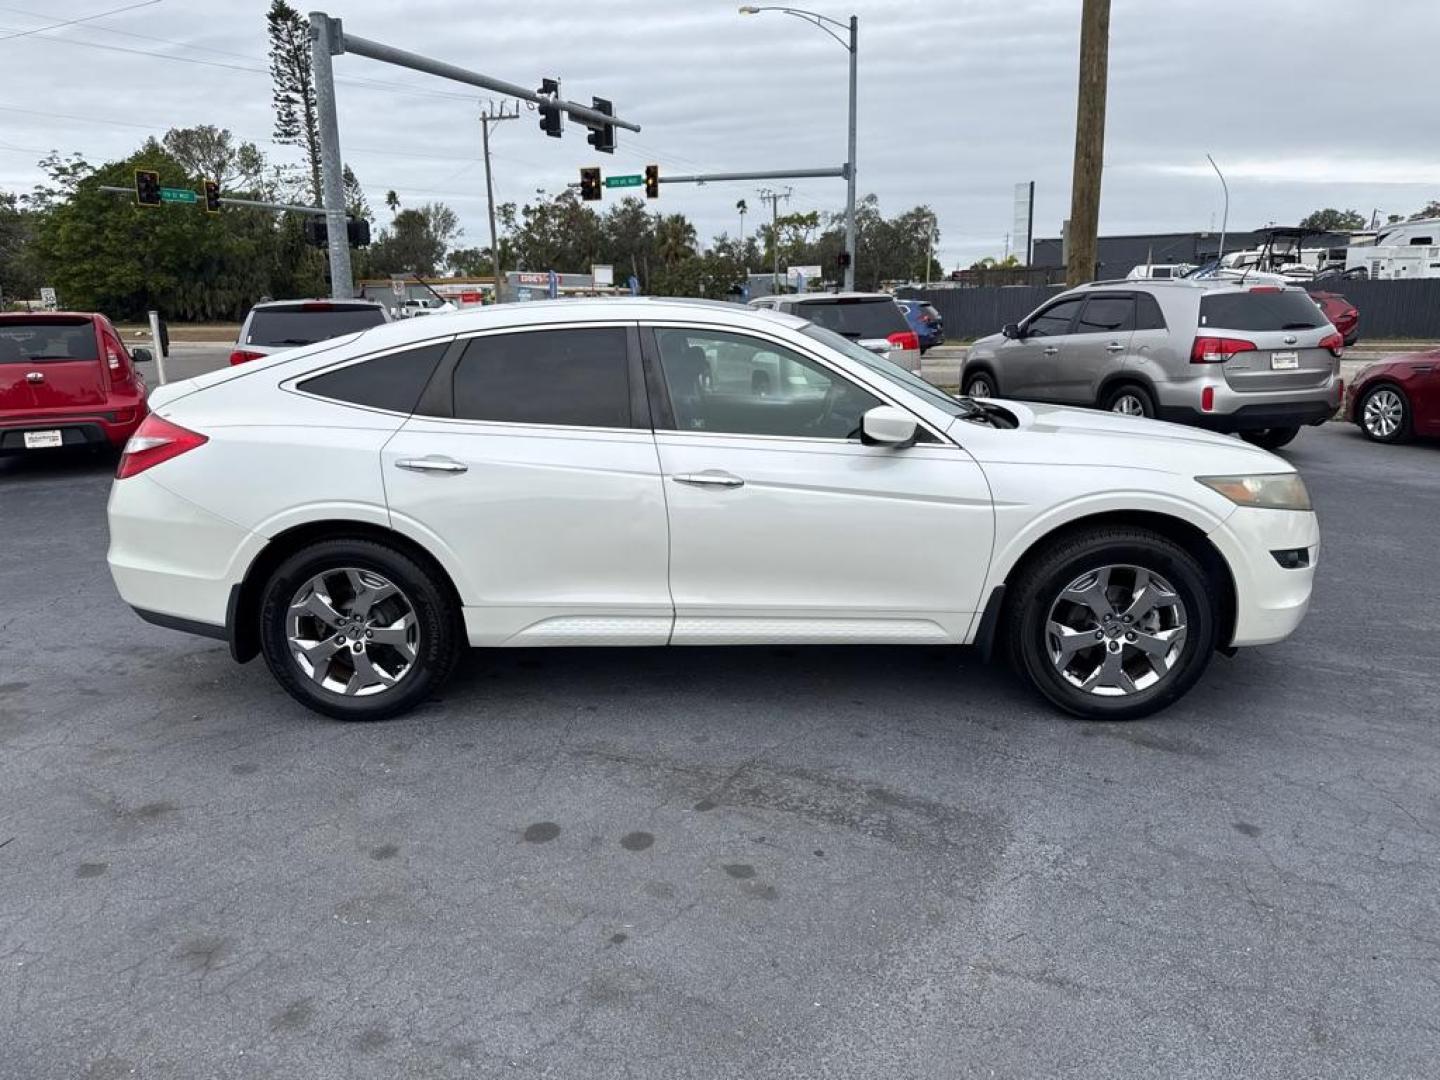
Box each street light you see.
[740,5,858,291]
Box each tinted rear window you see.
[245,305,386,346]
[451,328,632,428]
[793,298,907,339]
[298,342,448,413]
[1199,291,1324,332]
[0,319,96,363]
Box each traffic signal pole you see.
[305,11,641,301]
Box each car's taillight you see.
[1319,331,1345,357]
[1248,286,1282,294]
[887,331,920,352]
[1191,336,1256,364]
[229,349,264,365]
[106,344,123,371]
[116,415,207,479]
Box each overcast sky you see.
[2,0,1438,270]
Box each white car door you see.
[382,323,673,647]
[645,324,994,644]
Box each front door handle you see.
[1106,342,1125,352]
[672,470,744,489]
[1042,346,1059,356]
[395,456,468,475]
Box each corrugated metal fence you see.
[901,278,1440,341]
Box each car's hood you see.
[952,399,1291,475]
[970,332,1003,353]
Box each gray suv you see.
[961,280,1344,449]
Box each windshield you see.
[0,319,96,363]
[245,305,386,346]
[800,324,973,418]
[794,298,907,340]
[1199,290,1325,332]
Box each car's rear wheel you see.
[1240,426,1300,450]
[1357,385,1410,443]
[963,370,996,398]
[259,539,461,721]
[1006,527,1219,720]
[1102,384,1155,418]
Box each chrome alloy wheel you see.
[1110,393,1146,416]
[1362,388,1404,439]
[1045,565,1188,697]
[286,568,419,696]
[967,375,994,397]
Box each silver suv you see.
[961,280,1344,449]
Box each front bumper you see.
[1206,506,1318,647]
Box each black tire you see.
[1101,383,1155,418]
[1005,527,1219,721]
[1355,384,1411,444]
[259,538,461,721]
[1240,426,1300,450]
[963,370,997,398]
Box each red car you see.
[0,311,149,455]
[1346,348,1440,443]
[1311,291,1359,346]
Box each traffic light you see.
[302,217,328,248]
[644,164,659,200]
[203,179,221,214]
[347,218,371,247]
[579,167,602,202]
[134,169,161,207]
[537,77,563,138]
[586,97,615,154]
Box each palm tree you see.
[655,214,697,266]
[385,189,400,216]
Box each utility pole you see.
[479,100,518,302]
[1065,0,1110,287]
[757,187,791,295]
[310,13,353,298]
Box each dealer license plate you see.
[23,429,63,449]
[1270,351,1299,370]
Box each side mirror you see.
[131,347,153,364]
[860,405,918,448]
[1001,322,1022,340]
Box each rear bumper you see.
[0,410,142,452]
[1158,399,1336,432]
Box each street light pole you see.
[740,6,857,291]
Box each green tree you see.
[161,125,265,191]
[1409,201,1440,221]
[0,191,41,304]
[367,202,461,275]
[267,0,322,205]
[1299,208,1366,232]
[655,213,697,266]
[343,165,371,221]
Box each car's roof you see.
[1075,278,1308,295]
[0,310,102,321]
[248,298,387,310]
[781,291,897,303]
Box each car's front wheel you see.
[963,370,997,398]
[1357,385,1410,443]
[1006,527,1219,720]
[259,539,461,721]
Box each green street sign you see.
[604,174,643,189]
[159,187,198,204]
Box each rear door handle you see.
[1106,342,1126,352]
[672,470,744,489]
[396,456,468,474]
[1042,346,1059,356]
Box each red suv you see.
[0,312,149,455]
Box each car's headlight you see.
[1196,473,1312,511]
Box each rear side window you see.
[0,319,96,363]
[1135,293,1167,330]
[1199,291,1324,332]
[451,328,631,428]
[793,298,907,340]
[1075,295,1134,334]
[245,304,387,346]
[299,342,448,413]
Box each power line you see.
[0,0,158,42]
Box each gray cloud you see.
[1,0,1436,270]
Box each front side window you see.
[1075,295,1135,334]
[655,327,881,439]
[451,327,632,428]
[298,342,448,413]
[1025,298,1083,338]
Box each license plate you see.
[23,429,63,449]
[1271,351,1300,370]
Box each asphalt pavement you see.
[1,416,1437,1079]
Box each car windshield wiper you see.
[1281,323,1317,330]
[22,354,80,360]
[267,338,318,345]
